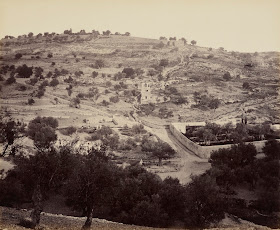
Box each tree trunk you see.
[1,143,9,156]
[31,184,43,228]
[82,206,93,229]
[158,157,162,166]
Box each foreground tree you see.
[262,139,280,160]
[65,147,119,229]
[2,145,76,228]
[0,116,25,156]
[184,174,225,228]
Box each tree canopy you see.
[27,116,58,149]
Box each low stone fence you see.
[138,117,167,129]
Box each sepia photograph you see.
[0,0,279,229]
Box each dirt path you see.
[135,116,210,184]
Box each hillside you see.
[0,33,279,182]
[0,32,280,230]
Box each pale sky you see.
[0,0,280,52]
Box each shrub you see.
[49,78,59,87]
[36,89,45,98]
[74,71,83,77]
[39,80,49,89]
[47,53,53,58]
[191,40,197,45]
[29,77,38,85]
[17,85,27,91]
[15,53,22,59]
[159,59,169,67]
[28,98,35,105]
[92,71,98,78]
[131,124,146,134]
[122,68,135,77]
[109,96,119,103]
[46,71,53,78]
[243,82,250,89]
[223,72,231,81]
[101,100,109,106]
[159,107,173,119]
[153,41,165,49]
[60,126,77,136]
[105,81,112,87]
[70,97,80,108]
[6,76,16,85]
[51,62,55,66]
[140,103,155,116]
[16,64,33,78]
[77,93,86,99]
[95,59,105,69]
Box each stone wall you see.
[169,124,207,158]
[169,123,279,159]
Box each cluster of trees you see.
[1,115,279,228]
[77,87,100,101]
[159,37,187,45]
[193,91,220,111]
[0,126,227,229]
[158,107,174,119]
[86,126,119,150]
[164,86,188,105]
[139,103,156,116]
[16,64,33,78]
[185,122,273,145]
[114,67,144,80]
[207,141,280,227]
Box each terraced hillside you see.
[0,33,279,182]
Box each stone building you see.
[140,82,169,104]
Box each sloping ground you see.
[0,206,272,230]
[0,206,177,230]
